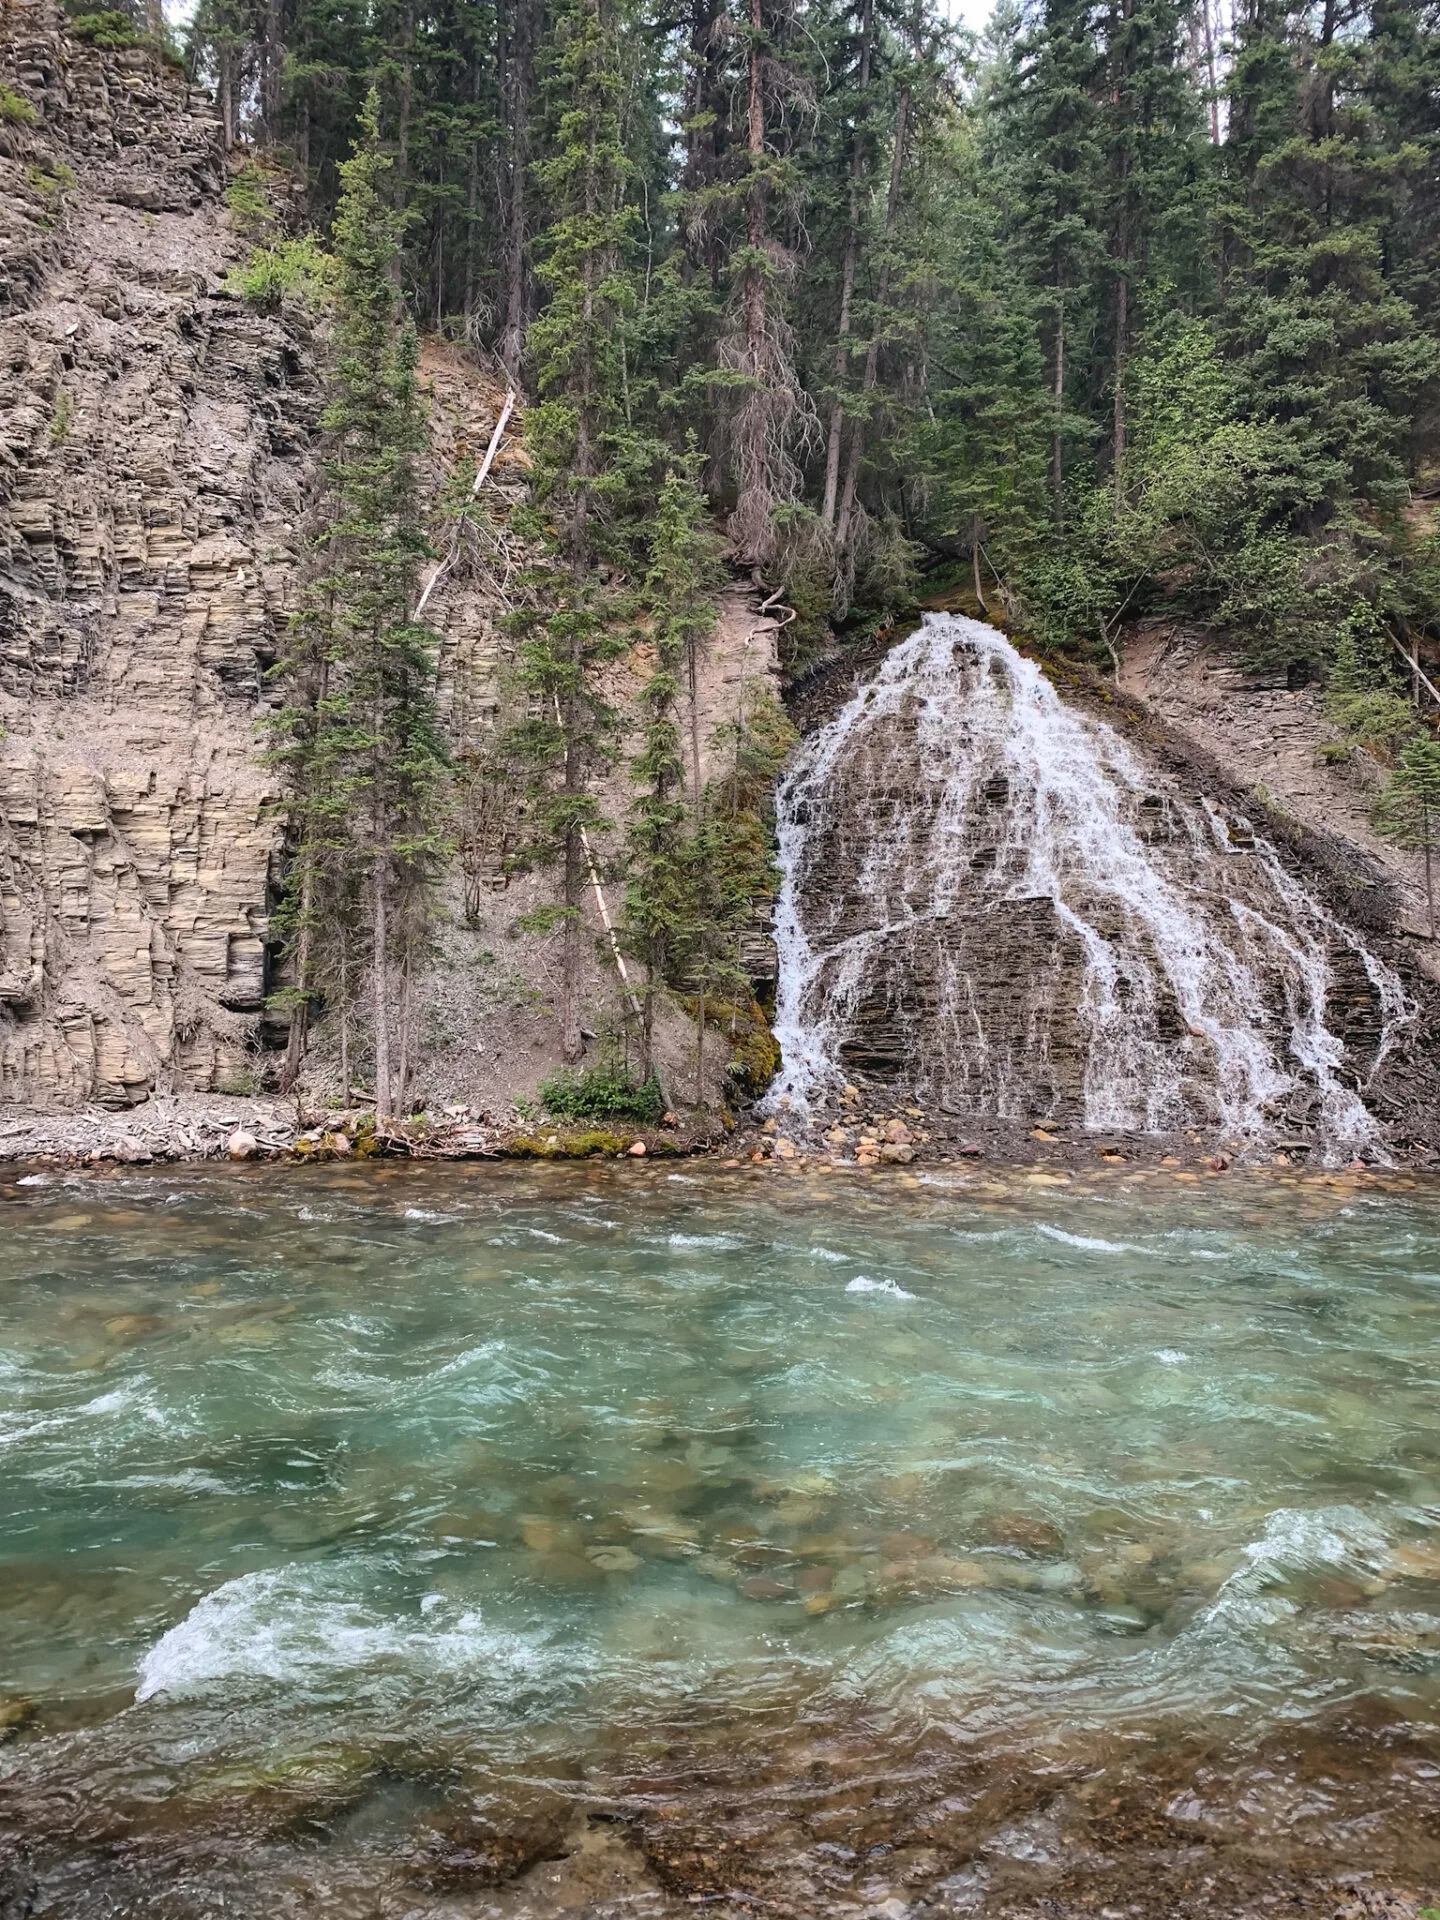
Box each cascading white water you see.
[768,614,1412,1158]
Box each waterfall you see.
[768,615,1411,1159]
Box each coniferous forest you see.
[167,0,1440,1110]
[185,0,1440,657]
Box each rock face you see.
[1119,619,1440,965]
[0,1,784,1115]
[0,0,317,1103]
[769,615,1437,1160]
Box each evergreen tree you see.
[1216,0,1439,526]
[625,454,724,1073]
[506,0,645,1063]
[987,0,1106,523]
[268,91,447,1115]
[1374,732,1440,936]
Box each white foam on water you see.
[666,1233,746,1251]
[1036,1225,1141,1254]
[136,1564,562,1704]
[766,614,1411,1161]
[16,1173,49,1186]
[79,1385,143,1417]
[1201,1505,1391,1637]
[110,1469,233,1494]
[1153,1349,1190,1366]
[845,1275,917,1300]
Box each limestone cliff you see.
[0,0,315,1104]
[0,0,780,1116]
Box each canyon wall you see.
[0,0,778,1113]
[0,0,313,1103]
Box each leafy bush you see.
[68,10,141,47]
[0,83,38,126]
[538,1066,665,1124]
[227,236,336,312]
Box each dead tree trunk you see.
[821,0,874,527]
[835,79,910,557]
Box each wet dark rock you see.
[977,1512,1066,1558]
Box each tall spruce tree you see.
[625,454,724,1073]
[507,0,645,1063]
[268,92,447,1115]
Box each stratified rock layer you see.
[0,0,315,1102]
[770,616,1425,1159]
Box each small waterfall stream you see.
[769,615,1411,1157]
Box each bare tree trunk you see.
[743,0,768,399]
[219,49,235,150]
[972,512,986,613]
[835,81,910,556]
[261,0,282,142]
[339,984,350,1105]
[687,635,703,813]
[1200,0,1221,144]
[1426,836,1435,941]
[681,0,722,285]
[280,858,314,1092]
[499,0,535,374]
[372,873,392,1117]
[396,945,414,1111]
[464,46,482,337]
[1052,293,1065,525]
[821,0,873,527]
[1113,264,1127,502]
[561,813,585,1063]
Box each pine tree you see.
[1092,0,1205,497]
[625,453,724,1073]
[1217,0,1440,526]
[507,0,645,1063]
[987,0,1107,524]
[268,92,447,1115]
[1374,733,1440,937]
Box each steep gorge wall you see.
[0,0,316,1103]
[0,2,783,1116]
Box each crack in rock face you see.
[767,615,1412,1162]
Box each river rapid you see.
[1,1157,1438,1917]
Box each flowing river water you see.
[1,1158,1439,1916]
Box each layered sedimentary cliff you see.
[0,0,314,1103]
[770,615,1440,1162]
[0,1,779,1115]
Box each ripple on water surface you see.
[1,1160,1439,1914]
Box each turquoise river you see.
[0,1157,1438,1917]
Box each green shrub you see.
[68,9,141,47]
[538,1066,665,1125]
[0,83,38,126]
[226,161,273,234]
[48,388,72,445]
[227,236,336,312]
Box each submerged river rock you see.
[0,1160,1437,1914]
